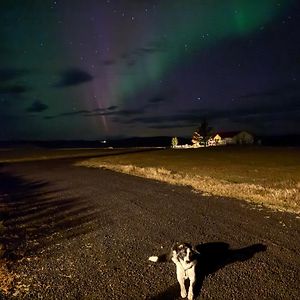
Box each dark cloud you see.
[26,100,48,113]
[44,116,55,120]
[230,110,300,124]
[92,106,118,112]
[45,109,90,119]
[149,123,192,129]
[107,105,118,110]
[103,49,161,67]
[54,68,93,87]
[124,112,205,125]
[44,105,120,120]
[137,47,162,54]
[233,88,300,120]
[210,101,300,122]
[0,84,30,95]
[133,43,166,58]
[148,96,166,104]
[0,68,25,82]
[120,95,300,127]
[91,108,105,112]
[86,108,144,117]
[120,40,167,67]
[239,83,300,100]
[60,110,90,116]
[117,109,144,116]
[86,111,116,117]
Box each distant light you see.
[100,140,107,143]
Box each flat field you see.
[76,146,300,214]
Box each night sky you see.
[1,0,299,140]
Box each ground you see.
[0,152,299,299]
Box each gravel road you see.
[0,158,299,299]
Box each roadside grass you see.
[0,259,14,297]
[76,147,300,214]
[0,221,14,296]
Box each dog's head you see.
[172,242,198,263]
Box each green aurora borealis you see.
[0,0,299,140]
[118,0,289,101]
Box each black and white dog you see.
[149,242,199,300]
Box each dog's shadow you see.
[149,242,267,300]
[193,242,267,298]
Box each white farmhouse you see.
[212,131,254,145]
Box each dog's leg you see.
[171,251,187,298]
[187,267,196,300]
[176,266,187,298]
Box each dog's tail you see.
[148,253,170,263]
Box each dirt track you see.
[1,158,299,299]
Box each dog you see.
[149,242,199,300]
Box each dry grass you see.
[0,260,15,296]
[76,147,300,214]
[0,215,14,295]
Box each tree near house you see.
[171,137,178,148]
[191,131,202,147]
[192,119,213,147]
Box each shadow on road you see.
[148,242,267,300]
[0,167,99,260]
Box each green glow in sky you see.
[118,0,290,102]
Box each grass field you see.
[76,147,300,214]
